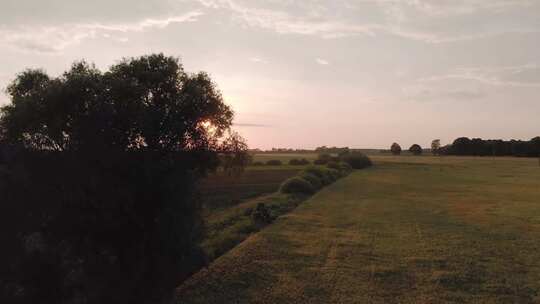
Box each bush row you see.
[252,158,311,166]
[313,152,373,169]
[279,162,353,195]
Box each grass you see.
[178,156,540,303]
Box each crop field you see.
[178,156,540,303]
[199,153,318,211]
[199,169,300,210]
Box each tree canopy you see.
[390,142,402,155]
[1,54,233,155]
[409,144,422,155]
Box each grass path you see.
[177,157,540,303]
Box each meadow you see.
[179,155,540,303]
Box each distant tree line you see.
[439,137,540,157]
[315,146,350,155]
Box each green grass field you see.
[178,156,540,303]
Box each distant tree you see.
[452,137,472,155]
[409,144,422,155]
[437,136,540,158]
[431,139,441,155]
[390,143,402,155]
[220,132,250,176]
[531,137,540,166]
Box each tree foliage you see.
[390,142,402,155]
[0,54,245,304]
[439,137,540,157]
[431,139,441,155]
[409,144,422,155]
[1,55,233,153]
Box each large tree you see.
[1,55,233,153]
[0,54,246,304]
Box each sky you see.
[1,0,539,149]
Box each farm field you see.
[199,153,318,211]
[178,156,540,303]
[199,169,301,210]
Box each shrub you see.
[289,158,310,166]
[303,166,336,185]
[313,158,328,165]
[252,203,272,224]
[326,168,342,181]
[341,153,373,169]
[326,161,341,170]
[314,153,338,165]
[288,158,301,165]
[298,158,310,165]
[251,161,264,166]
[337,161,353,173]
[298,172,323,190]
[279,177,315,194]
[266,159,282,166]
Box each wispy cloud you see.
[0,11,203,54]
[316,58,329,65]
[249,57,268,64]
[196,0,540,44]
[419,63,540,87]
[403,85,485,101]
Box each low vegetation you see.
[265,159,283,166]
[199,157,367,266]
[288,158,310,166]
[340,152,373,169]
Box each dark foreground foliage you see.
[0,150,209,304]
[0,54,246,304]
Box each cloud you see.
[316,58,329,65]
[419,63,540,87]
[378,0,536,17]
[0,11,203,54]
[403,85,485,101]
[195,0,540,44]
[249,57,267,64]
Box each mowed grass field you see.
[178,156,540,303]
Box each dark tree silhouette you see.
[431,139,441,155]
[390,142,402,155]
[438,136,540,158]
[0,54,246,304]
[409,144,422,155]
